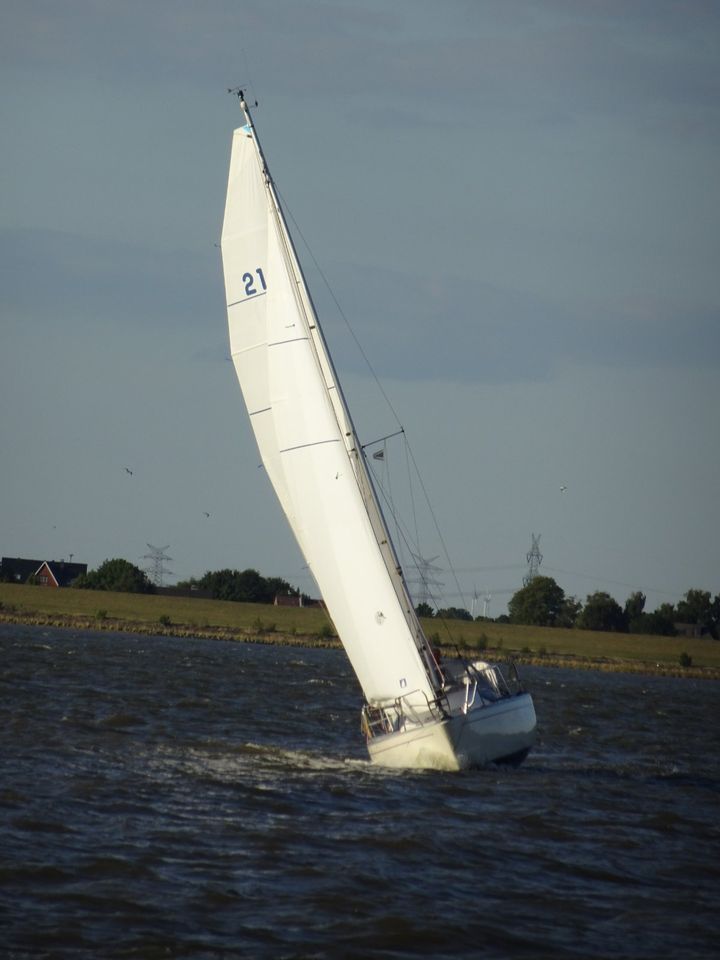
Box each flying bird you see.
[124,467,134,476]
[560,485,567,493]
[203,511,211,518]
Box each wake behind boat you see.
[220,91,536,770]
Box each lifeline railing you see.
[361,662,525,740]
[361,687,447,741]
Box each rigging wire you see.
[377,441,403,567]
[276,189,405,432]
[279,188,471,621]
[403,433,422,564]
[403,439,468,611]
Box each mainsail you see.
[221,100,440,710]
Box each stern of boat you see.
[361,660,536,771]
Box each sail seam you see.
[228,292,267,307]
[279,438,340,455]
[268,336,309,348]
[230,343,266,357]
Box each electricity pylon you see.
[143,544,173,588]
[523,533,542,587]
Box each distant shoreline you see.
[2,609,718,681]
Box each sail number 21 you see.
[243,268,267,297]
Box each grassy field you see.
[0,582,332,636]
[1,582,719,674]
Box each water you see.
[1,624,718,959]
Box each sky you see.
[2,0,719,617]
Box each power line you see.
[542,565,679,598]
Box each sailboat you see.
[220,92,536,770]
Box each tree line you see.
[72,559,305,604]
[418,577,719,639]
[69,559,718,639]
[178,569,309,604]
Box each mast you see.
[225,91,444,699]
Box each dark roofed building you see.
[1,557,87,588]
[274,593,304,607]
[33,560,87,588]
[273,592,321,608]
[1,557,43,583]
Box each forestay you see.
[220,113,438,709]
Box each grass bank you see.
[0,582,333,644]
[1,582,718,678]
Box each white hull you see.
[367,693,536,771]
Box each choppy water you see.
[1,624,718,959]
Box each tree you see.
[264,575,297,602]
[624,591,646,622]
[658,602,676,621]
[508,576,566,627]
[632,610,677,636]
[626,596,678,635]
[74,558,154,594]
[234,568,268,602]
[556,595,582,628]
[198,569,240,601]
[415,602,434,618]
[577,591,626,632]
[435,606,473,622]
[198,568,296,604]
[675,589,718,638]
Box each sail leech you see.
[221,103,439,710]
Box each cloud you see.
[6,1,718,132]
[0,226,220,330]
[2,0,717,608]
[312,259,720,384]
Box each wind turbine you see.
[482,591,493,619]
[470,586,480,619]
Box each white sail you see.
[221,111,438,710]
